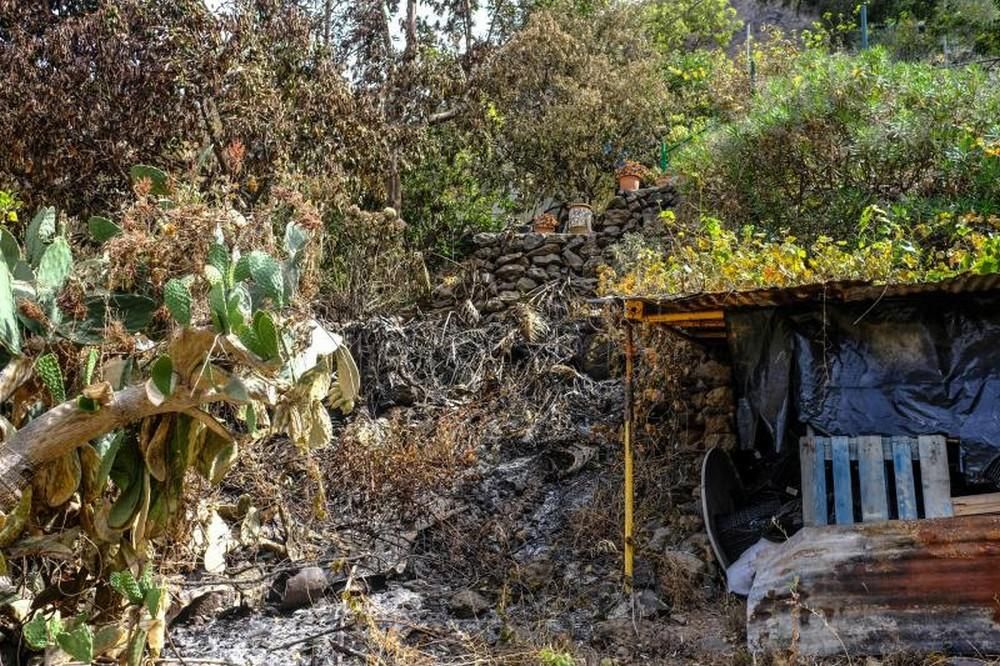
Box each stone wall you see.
[430,184,679,313]
[680,351,738,452]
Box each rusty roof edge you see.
[594,273,1000,315]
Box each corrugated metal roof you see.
[619,272,1000,315]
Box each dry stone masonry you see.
[430,184,679,313]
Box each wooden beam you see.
[953,492,1000,517]
[638,309,725,324]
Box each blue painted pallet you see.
[799,434,951,527]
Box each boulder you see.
[448,589,491,618]
[280,566,328,609]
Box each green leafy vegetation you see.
[674,48,1000,240]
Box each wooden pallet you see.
[800,434,952,526]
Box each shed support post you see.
[623,321,636,590]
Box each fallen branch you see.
[0,382,231,503]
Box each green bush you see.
[674,47,1000,240]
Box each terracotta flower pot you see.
[566,203,593,235]
[532,213,559,234]
[619,174,641,192]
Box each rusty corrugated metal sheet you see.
[747,515,1000,657]
[624,272,1000,315]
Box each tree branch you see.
[427,107,462,125]
[0,383,233,504]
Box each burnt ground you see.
[168,444,749,665]
[162,302,756,665]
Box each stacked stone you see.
[595,184,678,246]
[436,183,680,314]
[683,354,737,451]
[467,232,603,312]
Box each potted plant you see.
[616,161,646,192]
[566,202,593,234]
[532,212,559,234]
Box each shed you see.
[613,273,1000,657]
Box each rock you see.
[693,360,731,385]
[635,589,669,617]
[608,589,667,620]
[579,241,601,257]
[280,566,328,609]
[546,264,562,278]
[475,247,498,259]
[562,249,584,270]
[704,386,733,411]
[603,225,621,236]
[532,253,561,266]
[496,263,526,280]
[449,589,491,618]
[606,196,627,210]
[565,235,585,251]
[642,211,661,226]
[498,290,521,303]
[496,252,523,265]
[648,526,674,552]
[519,558,554,590]
[515,277,538,292]
[593,618,635,644]
[662,550,706,580]
[527,242,562,257]
[602,210,630,227]
[703,433,737,449]
[680,533,713,562]
[522,233,545,251]
[527,267,549,281]
[704,414,733,434]
[171,586,240,624]
[472,232,497,247]
[632,557,658,589]
[483,298,504,313]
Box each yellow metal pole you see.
[623,321,635,591]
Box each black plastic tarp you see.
[727,294,1000,477]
